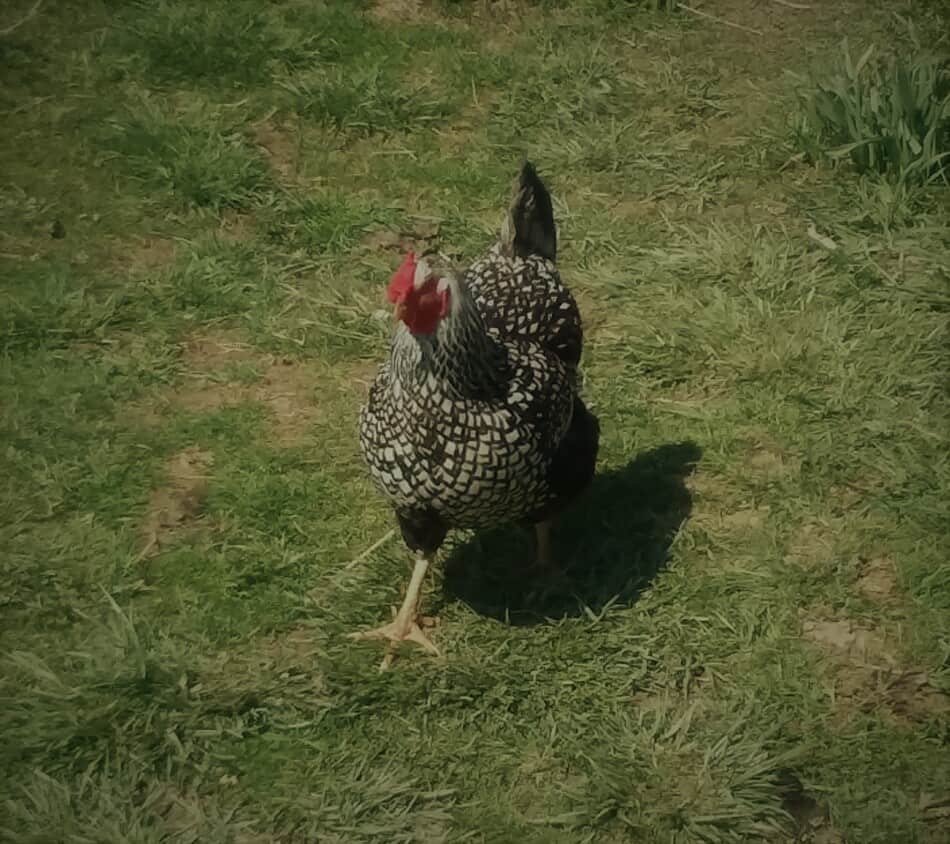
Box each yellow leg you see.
[348,554,439,670]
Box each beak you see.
[393,301,407,323]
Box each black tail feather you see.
[525,396,600,525]
[507,160,557,261]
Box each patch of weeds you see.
[0,33,55,104]
[1,762,248,844]
[793,37,950,185]
[847,173,926,232]
[249,286,389,365]
[0,183,58,249]
[145,544,305,642]
[1,595,191,776]
[352,150,517,259]
[281,1,392,64]
[206,450,341,545]
[437,0,678,19]
[0,349,177,553]
[275,10,478,135]
[113,0,320,88]
[262,192,396,257]
[101,98,270,211]
[2,512,132,638]
[445,47,518,91]
[265,752,460,842]
[491,42,636,139]
[581,0,684,24]
[564,707,796,840]
[148,351,330,447]
[283,64,457,135]
[157,236,283,320]
[138,446,214,561]
[0,261,132,353]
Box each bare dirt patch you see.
[361,220,441,256]
[741,433,801,481]
[176,329,321,444]
[252,359,323,446]
[802,618,894,665]
[747,446,798,478]
[171,360,322,445]
[216,210,255,243]
[683,467,764,539]
[785,520,836,567]
[133,330,375,447]
[881,672,950,723]
[368,0,444,25]
[721,506,767,531]
[252,118,299,183]
[139,446,214,559]
[681,473,747,541]
[801,613,949,725]
[182,329,258,370]
[432,108,493,154]
[684,468,734,500]
[610,196,672,221]
[856,555,899,603]
[170,381,241,415]
[124,235,178,273]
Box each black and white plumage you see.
[352,162,599,666]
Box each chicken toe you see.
[347,554,439,669]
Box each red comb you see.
[386,252,416,303]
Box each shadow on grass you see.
[441,441,702,625]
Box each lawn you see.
[1,1,949,841]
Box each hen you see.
[353,162,599,668]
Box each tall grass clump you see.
[101,98,269,211]
[794,39,950,185]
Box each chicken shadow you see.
[440,441,702,625]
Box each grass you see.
[793,33,950,185]
[102,98,271,212]
[1,0,949,842]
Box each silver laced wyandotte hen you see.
[352,161,600,668]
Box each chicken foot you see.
[348,554,439,670]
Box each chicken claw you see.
[347,554,439,670]
[349,619,439,651]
